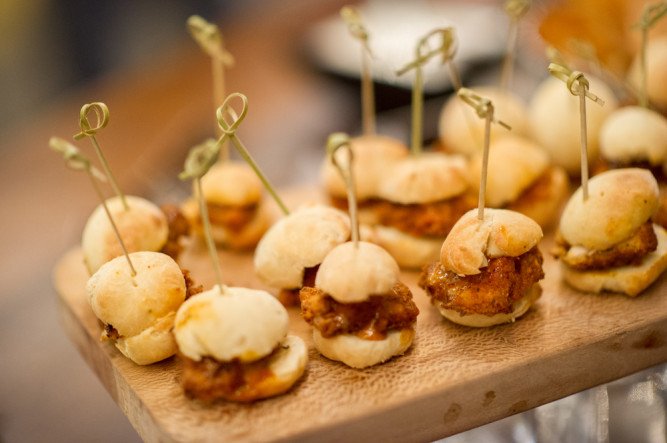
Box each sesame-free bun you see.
[468,135,550,207]
[599,106,667,166]
[529,75,618,174]
[377,153,468,204]
[559,168,660,250]
[175,286,289,363]
[435,284,542,327]
[200,162,263,206]
[254,205,350,289]
[82,195,168,275]
[440,209,543,275]
[321,134,409,200]
[628,37,667,107]
[85,251,186,365]
[315,241,400,303]
[561,224,667,297]
[312,327,415,369]
[367,224,443,269]
[438,86,528,157]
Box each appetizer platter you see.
[51,1,667,441]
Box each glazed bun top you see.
[440,208,543,275]
[254,205,350,289]
[82,195,169,275]
[559,168,659,250]
[438,86,529,157]
[174,286,289,363]
[315,241,400,303]
[86,251,186,337]
[468,135,550,207]
[200,162,263,206]
[599,106,667,166]
[377,152,469,204]
[321,134,409,200]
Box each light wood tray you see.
[53,191,667,442]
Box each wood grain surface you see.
[53,189,667,443]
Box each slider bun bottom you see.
[114,312,177,365]
[436,284,542,328]
[368,225,443,269]
[560,224,667,297]
[313,328,415,369]
[247,335,308,401]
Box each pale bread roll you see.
[436,284,542,327]
[175,286,289,363]
[438,86,528,157]
[559,168,659,250]
[313,327,415,369]
[85,251,186,365]
[321,134,409,200]
[199,161,263,206]
[628,37,667,107]
[366,224,443,269]
[561,224,667,297]
[82,195,168,275]
[377,153,469,204]
[529,75,618,174]
[254,205,350,289]
[440,209,543,275]
[249,334,308,399]
[599,106,667,165]
[315,241,400,303]
[468,135,550,207]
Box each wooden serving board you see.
[53,190,667,443]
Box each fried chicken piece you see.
[206,202,257,232]
[299,281,419,340]
[554,221,657,271]
[181,350,278,402]
[419,247,544,317]
[160,203,190,260]
[373,193,476,238]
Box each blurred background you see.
[1,0,666,442]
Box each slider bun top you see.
[377,152,468,204]
[174,286,289,363]
[628,36,667,106]
[599,106,667,166]
[199,162,263,206]
[321,134,409,200]
[559,168,659,250]
[438,86,529,157]
[82,195,168,275]
[254,205,350,289]
[529,75,618,175]
[440,208,543,275]
[468,135,550,207]
[86,251,186,338]
[315,241,399,303]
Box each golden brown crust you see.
[420,247,544,317]
[506,166,569,229]
[300,281,419,340]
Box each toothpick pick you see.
[327,132,359,246]
[341,6,376,136]
[179,138,226,294]
[188,15,235,161]
[215,92,289,216]
[457,88,511,220]
[500,0,531,91]
[634,2,667,108]
[74,102,128,210]
[397,28,458,155]
[548,63,605,200]
[50,137,136,276]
